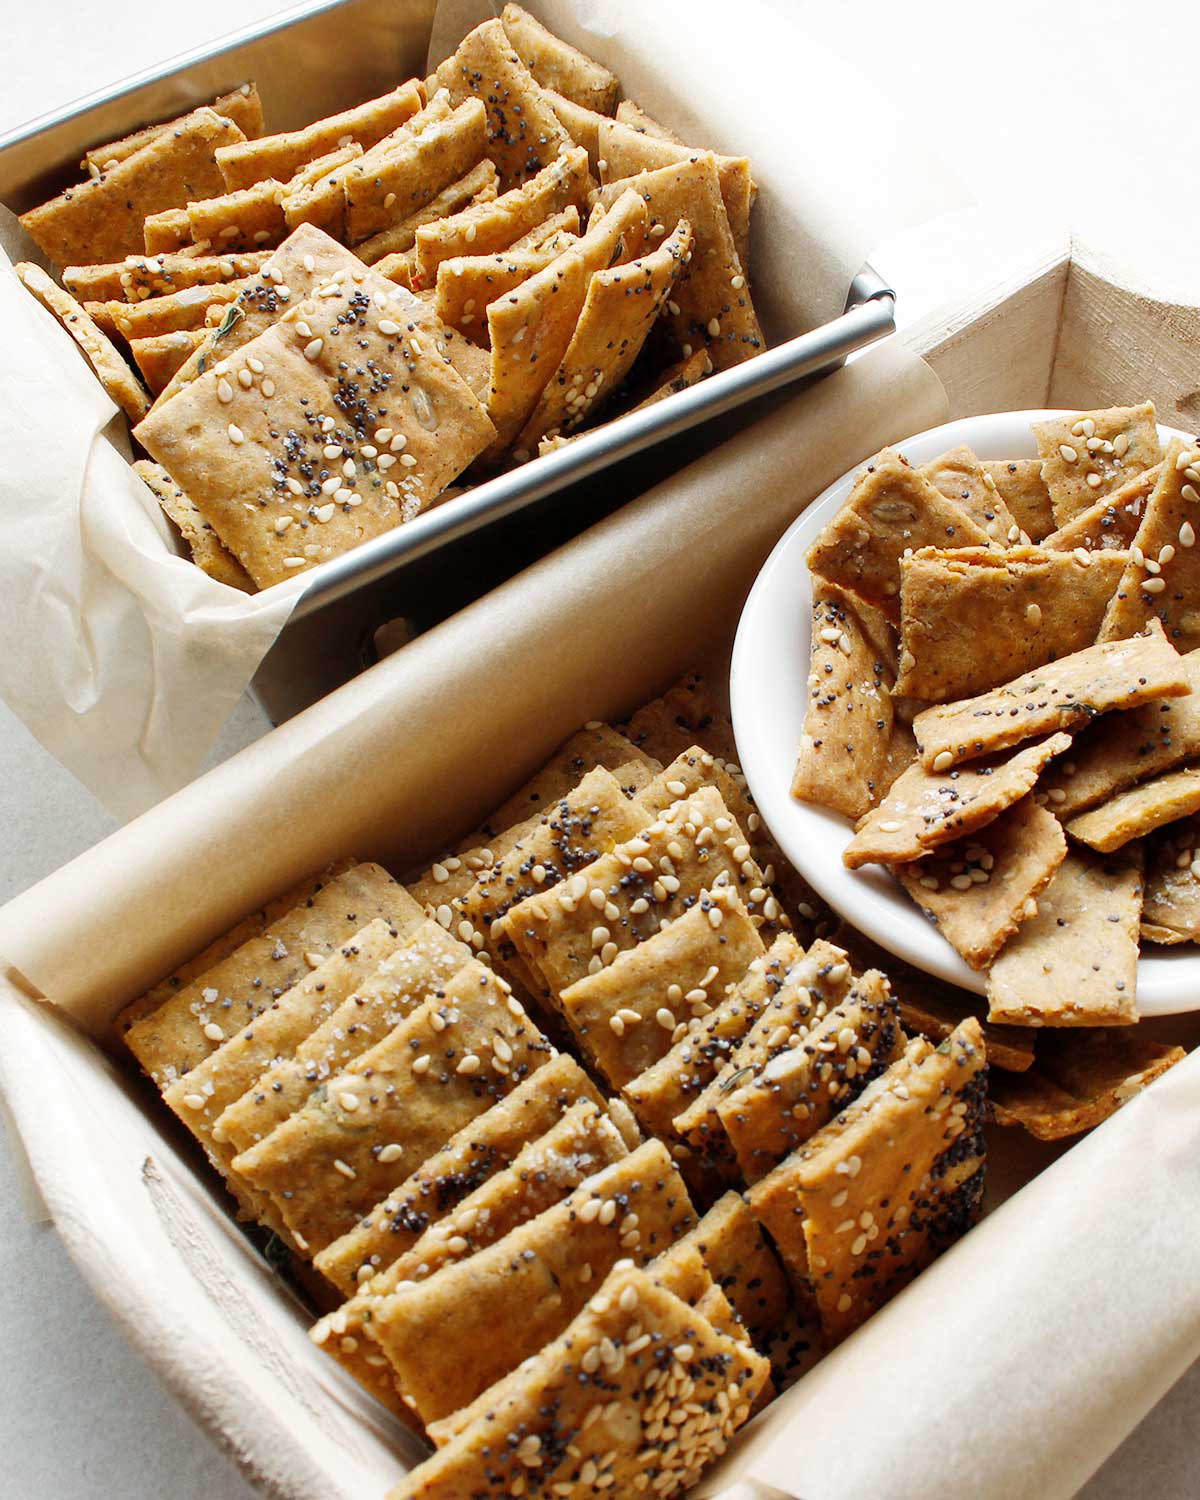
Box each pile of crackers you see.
[118,670,1182,1497]
[15,7,763,592]
[797,401,1200,1030]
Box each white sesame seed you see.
[412,1054,431,1074]
[227,423,244,444]
[1143,577,1167,593]
[456,1054,482,1075]
[217,378,234,403]
[1059,444,1077,463]
[1086,472,1102,488]
[182,1093,206,1111]
[1026,602,1042,626]
[304,337,324,360]
[333,1159,356,1179]
[378,1144,403,1163]
[203,1022,225,1042]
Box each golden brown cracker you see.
[982,458,1055,541]
[129,330,208,394]
[434,231,576,344]
[615,98,685,142]
[676,1190,790,1348]
[1033,403,1162,524]
[1141,815,1200,943]
[279,142,363,237]
[1042,461,1161,552]
[63,247,271,304]
[629,347,713,411]
[186,179,287,253]
[355,159,499,265]
[499,4,620,114]
[1067,766,1200,853]
[919,444,1019,542]
[82,85,263,176]
[621,669,740,766]
[143,207,194,254]
[132,459,254,589]
[91,277,252,340]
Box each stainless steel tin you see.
[0,0,894,636]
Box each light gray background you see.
[2,1,1198,1496]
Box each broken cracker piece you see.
[920,444,1018,541]
[499,3,620,114]
[982,459,1055,541]
[1042,461,1162,552]
[1067,765,1200,853]
[1141,816,1200,943]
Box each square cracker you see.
[986,849,1141,1026]
[15,262,149,422]
[894,797,1067,968]
[485,187,648,452]
[1042,461,1161,552]
[746,1020,986,1340]
[919,445,1018,542]
[232,961,554,1252]
[20,107,243,266]
[1141,815,1200,943]
[515,217,692,451]
[215,82,424,191]
[499,3,620,114]
[434,227,577,344]
[63,248,271,304]
[355,159,498,265]
[597,118,753,272]
[130,331,208,394]
[1032,402,1162,524]
[895,545,1129,701]
[502,786,770,998]
[982,459,1055,540]
[676,1190,791,1348]
[82,84,264,174]
[1067,765,1200,853]
[391,1264,767,1500]
[1098,438,1200,650]
[132,459,254,589]
[842,732,1073,869]
[912,625,1190,770]
[806,447,990,623]
[344,97,488,244]
[558,891,765,1088]
[432,18,572,189]
[989,1031,1185,1139]
[312,1051,611,1295]
[593,155,763,372]
[792,580,903,820]
[186,179,288,253]
[121,863,418,1086]
[623,933,802,1142]
[716,970,905,1183]
[412,146,590,284]
[368,1139,696,1424]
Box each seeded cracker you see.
[313,1052,612,1295]
[142,208,193,254]
[919,444,1019,542]
[1141,815,1200,942]
[91,277,253,340]
[597,119,754,272]
[806,447,990,624]
[894,798,1067,968]
[842,732,1072,869]
[132,459,254,589]
[1042,462,1162,552]
[232,961,553,1252]
[621,670,740,766]
[275,143,362,237]
[122,863,417,1086]
[499,3,620,114]
[911,626,1190,770]
[213,922,471,1164]
[215,82,424,191]
[896,545,1129,702]
[623,933,802,1143]
[1067,766,1200,853]
[718,971,905,1182]
[82,84,264,176]
[543,89,609,175]
[390,1265,767,1500]
[344,97,488,244]
[62,248,271,304]
[20,107,244,267]
[628,347,713,413]
[129,332,208,395]
[982,459,1056,541]
[986,850,1141,1026]
[747,1021,986,1340]
[1098,438,1200,650]
[593,156,762,372]
[15,262,148,421]
[432,18,572,189]
[990,1031,1185,1140]
[356,159,499,265]
[559,892,765,1088]
[676,1190,791,1349]
[516,218,693,452]
[368,1138,694,1423]
[185,179,288,253]
[793,580,904,819]
[1033,403,1162,524]
[503,786,768,999]
[413,146,590,284]
[485,188,648,453]
[434,227,577,344]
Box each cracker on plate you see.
[1098,439,1200,650]
[15,262,149,422]
[842,732,1072,869]
[911,624,1190,770]
[369,1138,695,1423]
[1042,461,1161,552]
[1032,403,1162,524]
[355,158,499,265]
[806,447,990,623]
[990,1030,1186,1139]
[82,84,264,175]
[20,106,243,266]
[986,849,1141,1026]
[792,581,904,820]
[132,458,254,588]
[499,3,620,114]
[982,459,1055,541]
[1067,766,1200,853]
[895,545,1129,701]
[592,155,762,372]
[919,443,1020,541]
[1141,815,1200,943]
[215,81,425,191]
[716,970,905,1182]
[893,797,1066,969]
[559,890,765,1088]
[746,1020,986,1340]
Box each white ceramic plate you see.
[731,409,1197,1017]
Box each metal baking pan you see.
[0,0,895,630]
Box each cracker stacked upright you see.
[16,6,764,592]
